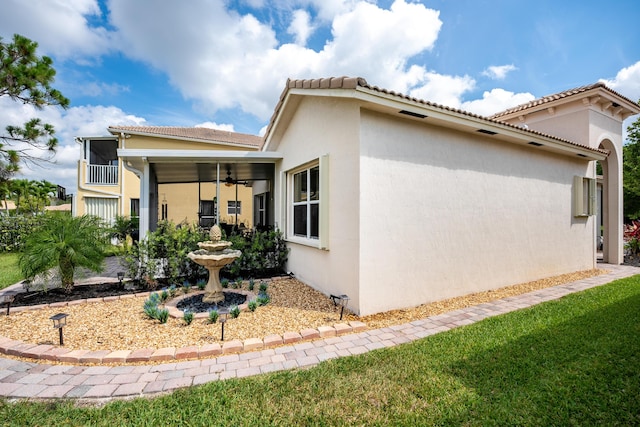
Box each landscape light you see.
[50,313,69,345]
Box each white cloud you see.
[409,72,475,109]
[482,64,517,80]
[196,122,235,132]
[288,9,314,46]
[600,60,640,103]
[106,0,443,121]
[0,0,114,58]
[462,88,535,117]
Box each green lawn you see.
[0,252,22,290]
[1,275,639,426]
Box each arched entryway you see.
[598,138,623,264]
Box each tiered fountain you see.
[187,225,241,303]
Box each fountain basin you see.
[164,289,257,319]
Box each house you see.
[79,77,640,316]
[75,127,265,232]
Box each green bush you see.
[224,229,289,278]
[229,305,240,319]
[183,310,194,325]
[248,300,258,312]
[0,215,41,252]
[123,220,208,288]
[208,308,219,324]
[157,308,169,324]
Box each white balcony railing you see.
[87,164,118,185]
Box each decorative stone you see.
[209,224,222,242]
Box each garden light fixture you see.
[218,308,229,341]
[50,313,68,345]
[330,294,351,320]
[1,293,15,316]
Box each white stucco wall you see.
[269,96,362,309]
[357,110,596,315]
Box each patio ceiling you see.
[117,149,281,184]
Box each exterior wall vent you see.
[399,110,427,119]
[477,129,497,135]
[528,141,543,147]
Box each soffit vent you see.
[528,141,544,147]
[399,110,427,119]
[477,129,498,135]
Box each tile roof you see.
[108,126,263,148]
[490,82,640,119]
[263,77,609,156]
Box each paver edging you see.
[0,320,367,365]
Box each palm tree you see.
[33,179,57,212]
[19,212,109,293]
[10,178,32,213]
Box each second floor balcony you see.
[87,164,118,185]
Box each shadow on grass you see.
[444,288,640,425]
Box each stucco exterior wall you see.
[270,96,362,307]
[123,135,250,151]
[357,110,596,315]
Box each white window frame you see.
[227,200,241,215]
[286,155,329,249]
[573,175,596,217]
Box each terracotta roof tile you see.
[108,126,263,148]
[264,77,608,156]
[490,82,639,119]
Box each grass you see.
[1,275,639,425]
[0,253,22,290]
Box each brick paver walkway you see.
[1,263,638,403]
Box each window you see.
[292,164,320,239]
[573,176,596,217]
[130,198,140,218]
[227,200,241,215]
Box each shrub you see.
[157,308,169,324]
[208,308,219,324]
[160,289,169,303]
[259,281,268,293]
[197,279,206,290]
[224,229,289,278]
[248,300,258,312]
[183,310,194,325]
[182,280,191,294]
[229,305,240,319]
[256,293,270,306]
[624,220,640,255]
[0,215,40,253]
[248,278,255,291]
[123,220,208,288]
[221,278,229,288]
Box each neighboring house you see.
[80,77,640,316]
[76,127,264,231]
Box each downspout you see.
[216,163,220,224]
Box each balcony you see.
[87,164,118,185]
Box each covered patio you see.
[117,149,282,240]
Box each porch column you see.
[139,157,150,241]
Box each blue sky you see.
[1,0,639,194]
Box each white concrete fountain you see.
[187,225,241,303]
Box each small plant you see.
[248,300,258,312]
[157,308,169,324]
[229,305,240,319]
[221,278,229,288]
[143,293,162,319]
[182,280,191,294]
[160,289,169,302]
[208,308,219,323]
[168,284,177,298]
[197,279,206,290]
[259,281,268,293]
[248,278,255,291]
[234,277,243,289]
[256,293,270,306]
[183,310,194,325]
